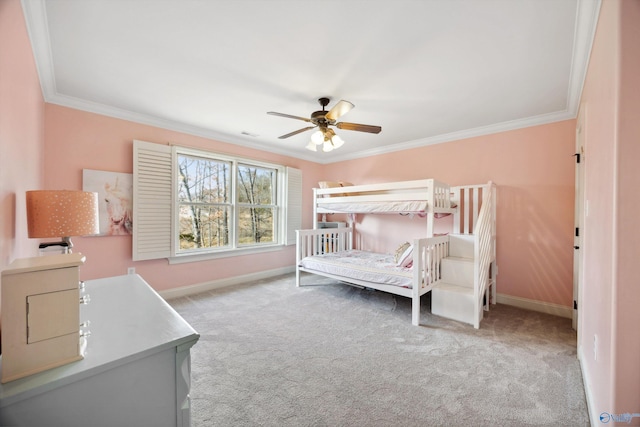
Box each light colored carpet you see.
[169,273,589,427]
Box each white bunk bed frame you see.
[296,179,496,328]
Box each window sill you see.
[167,244,289,264]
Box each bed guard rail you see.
[413,235,450,290]
[411,235,450,325]
[296,228,353,288]
[296,227,353,259]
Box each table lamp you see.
[26,190,99,252]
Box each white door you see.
[573,106,586,332]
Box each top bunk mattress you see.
[316,200,428,214]
[299,249,413,288]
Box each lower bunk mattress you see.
[298,250,413,288]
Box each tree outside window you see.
[237,164,275,245]
[177,154,276,252]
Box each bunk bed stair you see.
[432,234,489,327]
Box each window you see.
[236,164,277,246]
[133,140,301,261]
[177,154,278,253]
[177,155,232,251]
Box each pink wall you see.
[0,0,45,268]
[42,103,576,309]
[579,0,640,419]
[44,105,325,291]
[614,0,640,414]
[323,121,576,307]
[579,0,618,414]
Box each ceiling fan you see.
[267,97,382,152]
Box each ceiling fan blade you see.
[336,122,382,134]
[267,111,311,122]
[325,100,354,121]
[278,126,316,139]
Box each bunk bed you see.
[296,179,497,328]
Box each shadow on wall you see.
[498,185,573,306]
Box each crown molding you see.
[566,0,601,115]
[21,0,55,99]
[326,109,576,163]
[47,93,326,163]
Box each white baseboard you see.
[578,346,596,427]
[496,293,572,319]
[159,266,296,300]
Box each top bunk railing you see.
[451,183,488,235]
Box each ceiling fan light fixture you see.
[322,140,334,152]
[311,130,324,145]
[305,141,318,152]
[331,134,344,149]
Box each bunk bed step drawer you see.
[448,234,474,259]
[431,283,475,326]
[440,257,474,287]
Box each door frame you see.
[573,104,586,339]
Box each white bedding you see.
[298,249,413,288]
[316,200,427,214]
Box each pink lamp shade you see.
[26,191,99,247]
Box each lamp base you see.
[38,237,73,254]
[38,241,69,249]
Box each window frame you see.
[173,146,285,258]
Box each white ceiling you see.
[22,0,600,164]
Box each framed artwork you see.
[82,169,133,236]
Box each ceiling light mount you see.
[310,98,336,128]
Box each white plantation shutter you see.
[133,140,173,260]
[285,167,302,245]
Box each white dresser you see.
[0,274,200,427]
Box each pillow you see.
[434,212,451,219]
[393,242,411,263]
[397,244,413,268]
[318,181,342,189]
[318,181,355,197]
